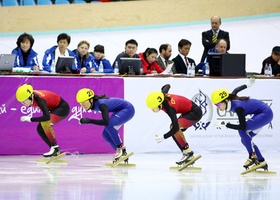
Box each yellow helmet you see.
[76,88,95,103]
[211,89,229,104]
[146,92,164,109]
[16,84,33,102]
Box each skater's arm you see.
[225,107,246,130]
[163,102,180,139]
[161,84,171,94]
[231,79,254,95]
[30,97,50,122]
[85,104,110,125]
[231,85,247,95]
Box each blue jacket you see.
[72,49,95,73]
[11,47,40,70]
[42,46,78,72]
[92,56,114,73]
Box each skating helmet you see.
[211,89,229,104]
[146,91,164,109]
[16,84,33,102]
[76,88,95,103]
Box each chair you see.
[2,0,19,6]
[37,0,53,5]
[74,0,86,4]
[23,0,35,5]
[55,0,70,4]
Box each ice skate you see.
[176,148,194,165]
[243,153,259,170]
[111,151,134,167]
[43,145,60,158]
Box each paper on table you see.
[160,64,173,74]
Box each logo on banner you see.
[191,89,213,130]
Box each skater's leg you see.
[102,129,117,150]
[40,121,57,146]
[246,130,265,162]
[37,122,60,157]
[104,106,134,160]
[239,130,254,154]
[172,128,189,151]
[37,123,52,147]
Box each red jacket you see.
[139,53,164,74]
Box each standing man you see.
[200,15,230,63]
[156,44,175,73]
[172,39,196,74]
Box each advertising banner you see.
[0,76,124,155]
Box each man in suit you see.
[172,39,196,74]
[156,44,175,74]
[200,15,230,62]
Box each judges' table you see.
[0,75,279,155]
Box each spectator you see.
[112,39,142,75]
[172,39,196,74]
[91,44,113,73]
[42,33,78,73]
[197,39,229,75]
[156,44,175,74]
[72,40,94,73]
[11,33,40,71]
[200,15,230,62]
[139,48,163,74]
[261,46,280,76]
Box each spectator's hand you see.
[20,116,31,122]
[79,118,91,124]
[213,121,226,129]
[246,78,255,88]
[155,134,164,143]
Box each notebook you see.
[0,54,16,72]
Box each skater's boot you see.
[176,148,194,165]
[43,145,60,158]
[259,161,268,171]
[243,152,259,169]
[113,146,126,161]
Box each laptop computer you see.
[119,57,142,75]
[0,54,16,72]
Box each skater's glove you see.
[20,116,31,122]
[79,118,91,124]
[155,134,164,143]
[246,78,255,88]
[213,121,226,129]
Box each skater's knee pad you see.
[40,121,55,137]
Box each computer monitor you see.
[55,56,75,73]
[119,57,142,75]
[208,54,246,76]
[0,54,16,72]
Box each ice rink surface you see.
[0,152,279,200]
